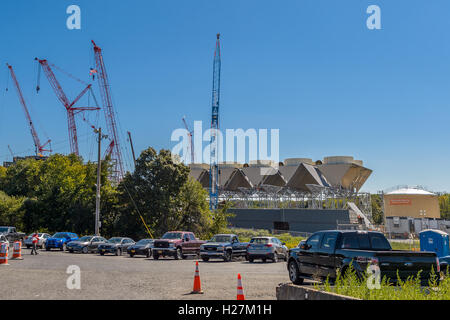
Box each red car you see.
[152,231,205,260]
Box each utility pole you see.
[127,131,136,167]
[95,128,102,236]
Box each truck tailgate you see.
[375,251,438,281]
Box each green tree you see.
[114,148,212,240]
[0,191,25,230]
[371,194,384,225]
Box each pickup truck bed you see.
[288,230,439,286]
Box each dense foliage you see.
[0,149,225,240]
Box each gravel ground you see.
[0,248,298,300]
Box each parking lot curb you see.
[276,283,361,300]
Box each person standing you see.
[31,232,39,255]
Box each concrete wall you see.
[227,208,350,233]
[384,194,440,219]
[276,283,360,300]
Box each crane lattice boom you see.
[91,40,125,182]
[35,58,99,155]
[209,33,221,210]
[7,63,51,156]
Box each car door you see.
[231,236,240,254]
[316,232,339,279]
[89,237,100,251]
[183,233,195,253]
[297,232,323,277]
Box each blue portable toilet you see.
[419,229,450,258]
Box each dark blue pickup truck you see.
[288,230,439,286]
[200,234,248,262]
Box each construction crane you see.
[182,116,194,163]
[6,63,51,156]
[209,33,221,210]
[91,40,125,182]
[35,58,100,156]
[7,145,14,158]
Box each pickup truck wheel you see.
[289,260,304,285]
[272,254,278,263]
[224,250,232,262]
[175,248,182,260]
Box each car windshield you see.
[162,232,183,239]
[0,227,9,233]
[250,238,269,244]
[79,236,93,242]
[52,233,68,238]
[210,235,232,243]
[107,238,123,243]
[136,239,153,245]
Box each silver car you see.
[24,233,50,249]
[66,235,107,253]
[246,236,288,263]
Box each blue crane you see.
[209,33,221,210]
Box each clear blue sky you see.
[0,0,449,193]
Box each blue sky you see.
[0,0,449,193]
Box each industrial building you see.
[188,156,374,233]
[383,187,440,219]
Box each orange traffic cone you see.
[0,242,9,265]
[12,241,23,260]
[191,261,204,294]
[237,273,245,300]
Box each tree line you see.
[0,148,230,240]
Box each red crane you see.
[91,40,124,182]
[7,63,51,156]
[35,58,100,156]
[182,116,194,163]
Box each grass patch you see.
[314,265,450,300]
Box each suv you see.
[200,234,248,262]
[153,231,205,260]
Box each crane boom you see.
[92,40,125,182]
[209,34,221,210]
[182,116,194,163]
[35,58,99,156]
[7,63,51,156]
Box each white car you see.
[24,233,50,249]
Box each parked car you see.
[0,234,9,246]
[0,226,26,244]
[247,236,288,263]
[98,237,135,256]
[200,234,248,262]
[45,232,79,251]
[153,231,205,260]
[24,233,50,249]
[127,239,154,257]
[287,230,440,286]
[66,235,107,253]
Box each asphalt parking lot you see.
[0,247,306,300]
